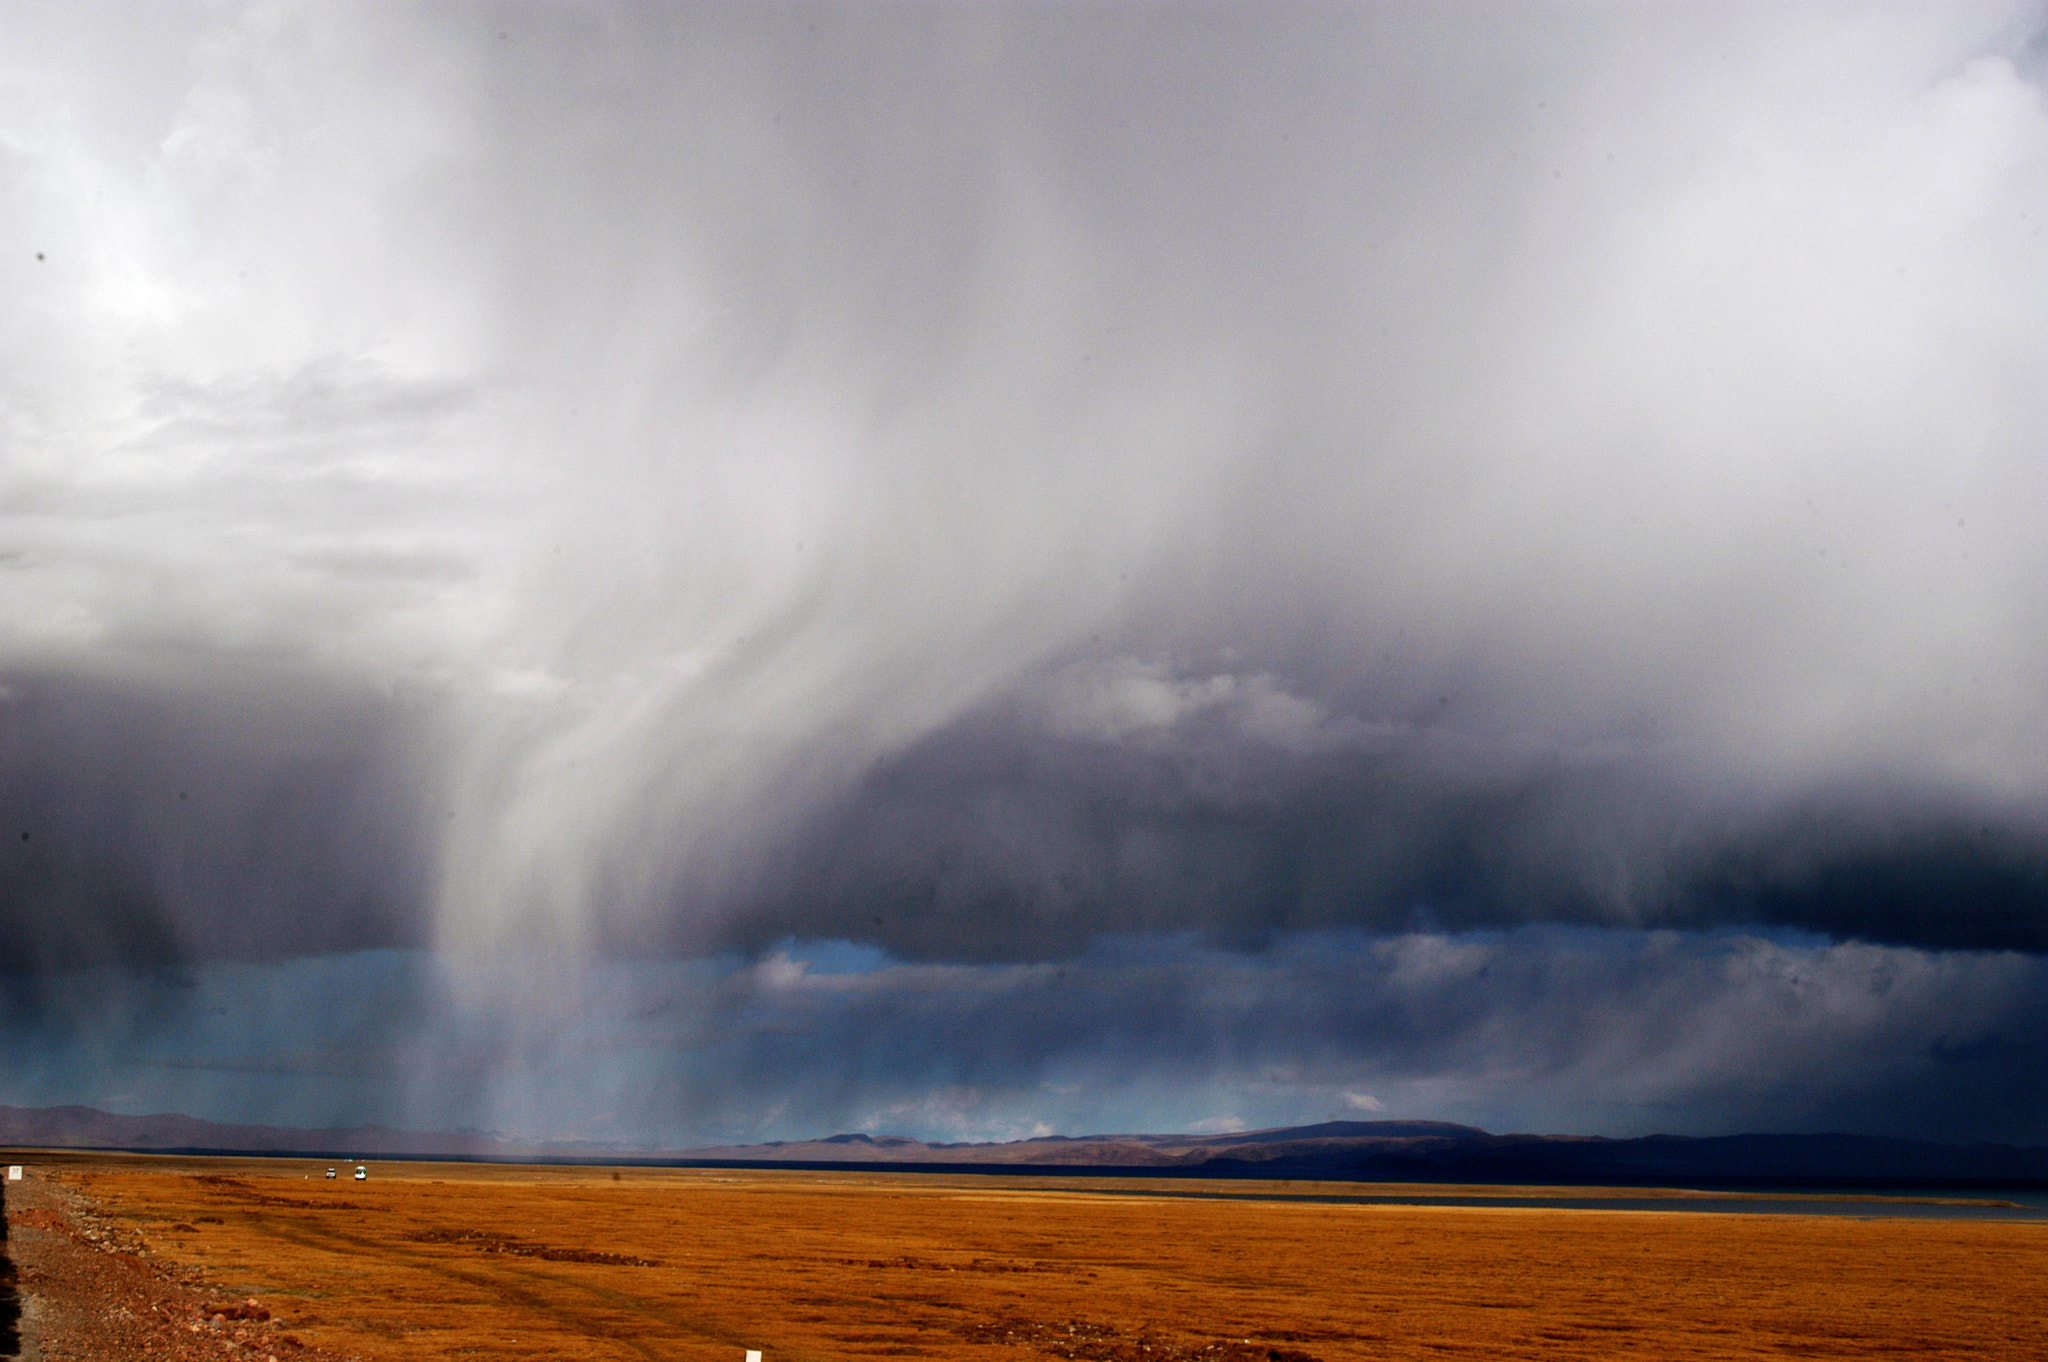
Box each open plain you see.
[5,1152,2045,1361]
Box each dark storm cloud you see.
[0,665,437,978]
[7,2,2048,1144]
[429,0,2048,959]
[726,683,2048,961]
[10,1,2048,961]
[1691,804,2048,952]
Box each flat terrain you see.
[8,1153,2047,1361]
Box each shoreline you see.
[5,1145,2042,1221]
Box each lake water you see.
[1083,1184,2048,1221]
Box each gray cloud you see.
[5,2,2048,1141]
[0,665,437,980]
[723,676,2048,960]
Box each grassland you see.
[29,1154,2048,1360]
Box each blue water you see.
[1068,1184,2048,1221]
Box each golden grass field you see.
[32,1154,2048,1361]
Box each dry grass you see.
[36,1154,2048,1361]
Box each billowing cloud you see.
[3,2,2048,1142]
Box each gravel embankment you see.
[3,1166,355,1362]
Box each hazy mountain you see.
[685,1120,2048,1187]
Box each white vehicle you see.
[354,1164,368,1181]
[324,1167,336,1179]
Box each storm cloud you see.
[4,1,2048,1143]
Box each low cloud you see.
[3,930,2040,1146]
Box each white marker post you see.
[745,1352,762,1362]
[6,1165,21,1181]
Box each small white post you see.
[745,1352,763,1362]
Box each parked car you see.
[324,1167,336,1179]
[354,1165,368,1181]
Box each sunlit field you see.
[34,1154,2048,1361]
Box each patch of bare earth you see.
[959,1316,1320,1361]
[4,1169,353,1362]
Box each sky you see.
[3,1,2048,1148]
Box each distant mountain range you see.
[3,1106,2043,1189]
[682,1119,2048,1188]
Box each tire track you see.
[230,1210,830,1362]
